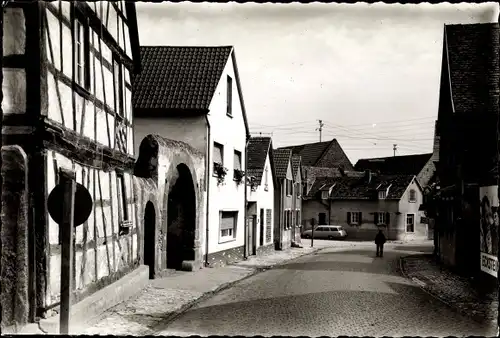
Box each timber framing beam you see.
[42,118,136,172]
[74,2,134,72]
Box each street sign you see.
[48,181,93,227]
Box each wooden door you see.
[247,216,256,256]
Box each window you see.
[375,212,390,225]
[286,179,292,196]
[117,172,131,235]
[226,75,233,117]
[406,214,415,232]
[378,190,386,199]
[113,57,124,118]
[74,18,89,89]
[264,166,269,191]
[284,210,292,229]
[409,189,417,203]
[213,142,224,175]
[220,211,237,242]
[347,211,362,225]
[321,190,329,199]
[233,150,242,177]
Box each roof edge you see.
[231,49,251,139]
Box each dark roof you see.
[291,155,301,179]
[273,149,292,180]
[132,46,232,111]
[279,140,330,166]
[247,137,271,185]
[444,23,500,113]
[354,153,432,176]
[306,174,416,200]
[306,177,338,197]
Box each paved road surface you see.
[154,242,495,337]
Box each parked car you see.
[301,225,347,240]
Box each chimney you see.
[364,169,372,184]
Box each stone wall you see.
[206,245,244,268]
[1,146,29,331]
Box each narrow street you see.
[154,243,494,337]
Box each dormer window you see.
[321,191,329,199]
[378,190,386,199]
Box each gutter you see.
[243,135,250,258]
[204,115,211,267]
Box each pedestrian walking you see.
[375,229,386,257]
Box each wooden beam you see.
[46,63,133,128]
[75,2,134,72]
[3,54,26,68]
[42,118,136,173]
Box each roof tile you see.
[132,46,233,111]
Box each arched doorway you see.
[167,163,196,270]
[144,201,156,279]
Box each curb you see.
[148,246,327,334]
[399,255,497,329]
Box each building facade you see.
[246,137,277,256]
[132,46,251,268]
[303,172,426,241]
[2,1,143,330]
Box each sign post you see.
[58,168,76,334]
[47,167,93,334]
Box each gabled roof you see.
[279,138,353,170]
[354,153,432,176]
[247,137,277,187]
[443,23,500,114]
[291,155,301,180]
[279,141,330,166]
[132,46,250,137]
[273,148,292,180]
[306,174,416,200]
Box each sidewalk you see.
[400,254,498,329]
[79,241,358,335]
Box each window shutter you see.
[386,212,390,225]
[374,213,379,225]
[213,144,222,164]
[359,212,363,225]
[347,212,351,224]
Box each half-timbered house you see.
[2,1,144,331]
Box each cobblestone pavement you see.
[401,254,498,327]
[156,244,495,337]
[80,240,346,335]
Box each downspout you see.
[280,181,284,250]
[243,135,249,259]
[204,115,211,267]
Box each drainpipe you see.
[204,115,211,267]
[243,135,249,259]
[279,181,284,250]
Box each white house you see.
[132,46,251,267]
[246,137,278,256]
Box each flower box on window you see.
[234,169,245,185]
[214,162,228,186]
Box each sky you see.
[135,2,499,165]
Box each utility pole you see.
[316,120,324,142]
[393,144,397,157]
